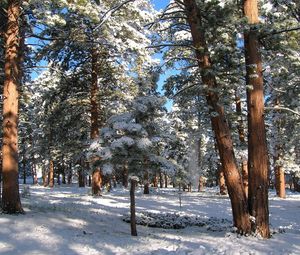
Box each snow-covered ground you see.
[0,184,299,255]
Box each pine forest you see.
[0,0,299,254]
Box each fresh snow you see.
[0,185,299,255]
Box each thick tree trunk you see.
[92,169,102,195]
[67,164,72,184]
[90,47,102,195]
[130,179,137,236]
[184,0,251,234]
[49,160,54,188]
[1,0,23,213]
[244,0,270,238]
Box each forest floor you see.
[0,184,299,255]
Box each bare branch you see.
[265,106,300,117]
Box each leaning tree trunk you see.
[184,0,251,234]
[1,0,23,213]
[243,0,270,238]
[90,47,102,196]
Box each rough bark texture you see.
[274,165,285,198]
[90,47,102,195]
[1,0,23,213]
[244,0,270,238]
[184,0,251,234]
[49,160,54,188]
[130,179,137,236]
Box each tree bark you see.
[243,0,270,238]
[49,160,54,188]
[1,0,23,213]
[184,0,251,234]
[92,169,102,195]
[130,179,137,236]
[78,169,85,187]
[90,47,102,195]
[198,176,204,192]
[242,160,249,198]
[274,165,285,198]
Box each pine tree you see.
[1,0,23,214]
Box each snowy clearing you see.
[0,185,300,255]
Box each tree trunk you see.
[67,164,72,184]
[218,165,227,195]
[274,165,285,198]
[92,169,102,196]
[78,169,85,187]
[243,0,270,238]
[90,47,103,195]
[143,170,150,194]
[49,160,54,188]
[198,176,204,192]
[242,160,248,198]
[130,179,137,236]
[184,0,251,234]
[153,173,158,188]
[122,161,128,188]
[42,169,48,187]
[1,0,23,213]
[159,170,163,188]
[164,174,168,188]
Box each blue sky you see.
[151,0,168,10]
[151,1,174,111]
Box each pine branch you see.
[93,0,135,31]
[260,26,300,39]
[265,106,300,117]
[147,43,193,49]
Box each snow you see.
[0,185,300,255]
